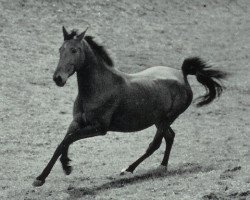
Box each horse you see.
[33,27,227,187]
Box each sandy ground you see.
[0,0,250,199]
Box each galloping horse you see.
[33,27,227,186]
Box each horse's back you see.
[129,66,185,84]
[127,66,190,97]
[129,66,188,87]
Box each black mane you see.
[67,30,114,67]
[84,36,114,67]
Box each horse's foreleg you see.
[33,125,106,187]
[161,127,175,167]
[60,120,81,175]
[60,145,72,175]
[121,129,164,175]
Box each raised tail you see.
[182,57,227,107]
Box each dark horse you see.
[33,27,227,186]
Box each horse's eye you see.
[71,48,77,54]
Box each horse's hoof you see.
[120,168,133,176]
[32,179,45,187]
[64,165,72,175]
[157,165,168,171]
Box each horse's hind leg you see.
[121,126,164,174]
[161,126,175,168]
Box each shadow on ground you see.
[67,163,214,199]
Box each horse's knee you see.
[60,155,70,163]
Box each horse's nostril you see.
[53,75,62,84]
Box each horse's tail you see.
[182,57,227,107]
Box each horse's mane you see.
[67,30,114,67]
[84,36,114,67]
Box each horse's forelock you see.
[66,29,79,40]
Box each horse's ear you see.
[62,26,69,40]
[77,27,89,41]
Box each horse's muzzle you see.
[53,75,66,87]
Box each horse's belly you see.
[109,117,155,132]
[109,107,159,132]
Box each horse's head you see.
[53,26,88,87]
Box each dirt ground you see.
[0,0,250,199]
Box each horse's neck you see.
[76,46,118,97]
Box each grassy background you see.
[0,0,250,199]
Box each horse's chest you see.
[81,97,116,125]
[81,103,102,124]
